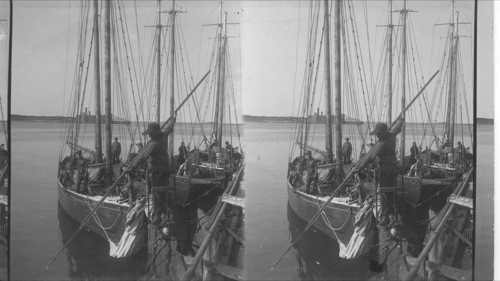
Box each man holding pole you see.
[128,117,176,226]
[367,120,403,226]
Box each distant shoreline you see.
[11,114,493,125]
[243,115,492,125]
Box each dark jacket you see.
[129,118,175,172]
[358,119,404,172]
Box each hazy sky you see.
[9,0,494,119]
[0,1,8,124]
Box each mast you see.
[213,5,223,142]
[168,0,176,165]
[333,0,343,176]
[156,0,162,123]
[449,10,459,149]
[93,0,103,163]
[323,0,333,163]
[444,2,455,145]
[104,0,113,183]
[217,12,228,145]
[387,0,394,123]
[399,0,408,165]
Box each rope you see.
[84,195,125,231]
[313,196,353,235]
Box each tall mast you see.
[156,0,162,123]
[104,0,112,183]
[217,12,228,145]
[399,0,408,165]
[168,0,176,165]
[93,0,103,163]
[444,2,455,143]
[333,0,343,177]
[449,10,459,149]
[323,0,333,163]
[386,0,394,123]
[213,5,223,142]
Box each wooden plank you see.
[448,194,472,209]
[224,226,244,244]
[204,260,244,281]
[427,261,472,281]
[221,194,245,208]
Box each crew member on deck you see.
[178,141,188,165]
[409,141,419,166]
[111,137,121,164]
[128,119,175,225]
[303,150,317,194]
[125,118,197,256]
[74,150,89,194]
[342,137,352,165]
[456,141,466,162]
[356,120,404,226]
[225,141,233,153]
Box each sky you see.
[0,1,8,125]
[8,0,494,119]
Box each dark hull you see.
[58,181,128,245]
[397,176,453,207]
[287,179,359,246]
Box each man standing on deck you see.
[409,141,419,166]
[74,150,89,194]
[111,137,121,164]
[126,118,196,256]
[303,150,317,194]
[342,137,352,165]
[127,119,176,225]
[178,141,188,165]
[363,120,404,226]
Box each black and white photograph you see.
[5,0,496,280]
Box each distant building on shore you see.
[309,107,363,125]
[78,107,131,125]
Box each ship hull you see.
[397,176,453,207]
[58,181,128,245]
[287,179,359,246]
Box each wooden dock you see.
[371,167,473,281]
[141,165,245,281]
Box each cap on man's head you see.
[305,150,312,155]
[76,150,82,155]
[370,123,388,136]
[345,137,350,140]
[114,137,118,140]
[142,122,161,136]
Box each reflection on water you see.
[57,203,146,280]
[286,204,373,281]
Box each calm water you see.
[243,121,493,280]
[10,121,492,280]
